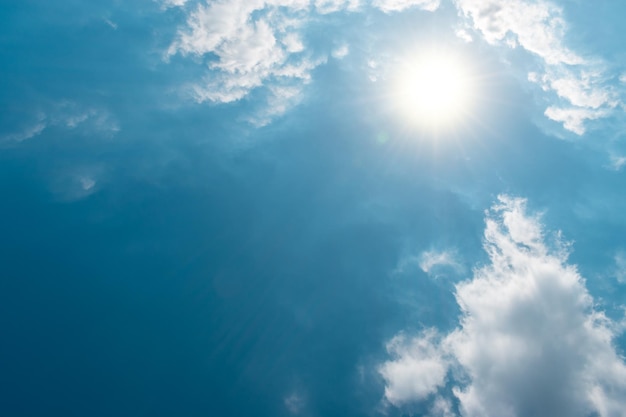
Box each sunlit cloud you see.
[380,196,626,416]
[163,0,623,132]
[373,0,440,13]
[455,0,621,135]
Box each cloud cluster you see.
[380,196,626,417]
[164,0,442,124]
[166,0,326,124]
[455,0,619,134]
[164,0,623,131]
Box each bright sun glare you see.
[395,50,473,129]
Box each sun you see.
[394,49,473,130]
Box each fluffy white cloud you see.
[455,0,581,65]
[455,0,620,134]
[380,196,626,417]
[373,0,440,13]
[544,106,607,135]
[379,330,448,405]
[167,0,321,122]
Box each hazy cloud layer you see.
[380,196,626,417]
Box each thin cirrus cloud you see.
[1,102,119,145]
[379,196,626,417]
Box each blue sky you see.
[1,1,626,416]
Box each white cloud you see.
[609,154,626,171]
[455,0,621,135]
[331,44,350,59]
[544,106,607,135]
[379,330,448,405]
[455,0,581,65]
[418,250,463,277]
[430,396,456,417]
[314,0,361,14]
[380,196,626,416]
[1,121,46,143]
[247,84,306,126]
[373,0,440,13]
[284,391,306,415]
[164,0,622,130]
[168,0,322,123]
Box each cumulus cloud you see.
[380,196,626,416]
[372,0,440,13]
[379,330,448,405]
[167,0,321,122]
[456,0,620,134]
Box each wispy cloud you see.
[103,17,118,30]
[1,121,47,143]
[1,102,118,145]
[418,250,463,276]
[158,0,189,8]
[284,391,307,415]
[393,249,463,279]
[373,0,440,13]
[456,0,621,135]
[380,196,626,416]
[614,251,626,284]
